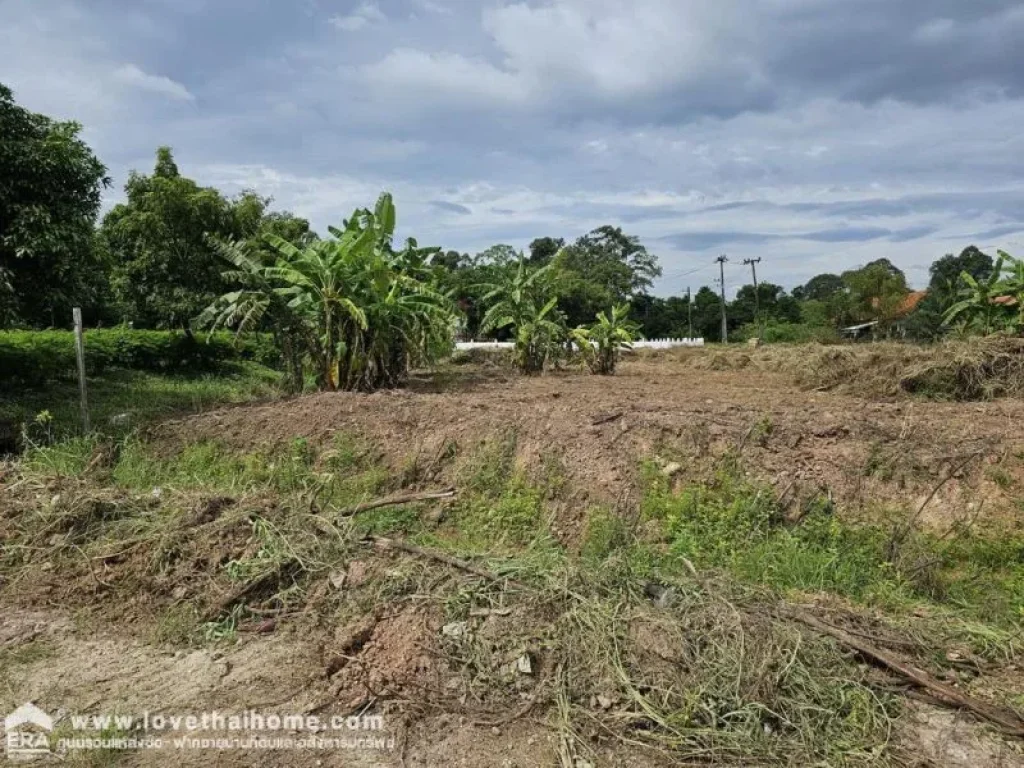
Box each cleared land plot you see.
[2,351,1023,767]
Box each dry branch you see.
[337,489,456,518]
[201,559,298,623]
[369,536,527,589]
[788,610,1024,738]
[888,451,983,558]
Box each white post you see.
[73,307,90,433]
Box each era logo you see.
[4,703,53,759]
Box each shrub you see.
[735,320,840,344]
[0,329,278,386]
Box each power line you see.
[662,263,715,279]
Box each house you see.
[843,290,929,340]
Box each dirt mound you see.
[328,608,442,709]
[155,359,1024,533]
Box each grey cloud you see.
[429,200,472,215]
[659,224,940,251]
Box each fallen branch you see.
[338,489,456,519]
[201,559,298,623]
[787,609,1024,738]
[369,536,527,589]
[591,411,623,426]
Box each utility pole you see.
[715,255,729,343]
[743,257,762,336]
[686,286,693,340]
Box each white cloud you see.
[482,0,750,96]
[354,0,764,116]
[329,1,386,31]
[412,0,452,16]
[360,49,529,105]
[112,64,194,101]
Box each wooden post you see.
[73,307,90,433]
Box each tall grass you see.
[2,362,281,445]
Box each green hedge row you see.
[0,329,279,386]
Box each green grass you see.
[640,457,1024,628]
[2,362,282,445]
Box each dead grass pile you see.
[546,576,900,766]
[672,337,1024,401]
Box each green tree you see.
[100,148,291,328]
[553,225,661,327]
[476,244,520,267]
[841,261,908,324]
[0,83,110,327]
[942,253,1007,335]
[692,286,725,342]
[999,252,1024,330]
[929,246,993,291]
[630,293,692,338]
[572,304,638,375]
[728,283,800,330]
[904,247,995,341]
[793,273,845,302]
[528,236,564,265]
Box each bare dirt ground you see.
[158,356,1024,536]
[0,607,657,767]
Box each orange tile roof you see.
[895,290,928,317]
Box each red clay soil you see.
[156,357,1024,535]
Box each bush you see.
[0,329,279,386]
[735,320,840,344]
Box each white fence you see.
[455,337,704,351]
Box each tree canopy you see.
[552,225,662,327]
[99,147,310,329]
[0,83,109,328]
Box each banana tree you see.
[479,257,565,373]
[942,254,1006,335]
[997,251,1024,331]
[571,303,638,375]
[198,192,456,392]
[196,238,312,392]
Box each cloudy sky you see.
[4,0,1024,295]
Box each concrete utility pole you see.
[686,286,693,340]
[743,257,762,335]
[715,255,729,343]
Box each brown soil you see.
[157,358,1024,535]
